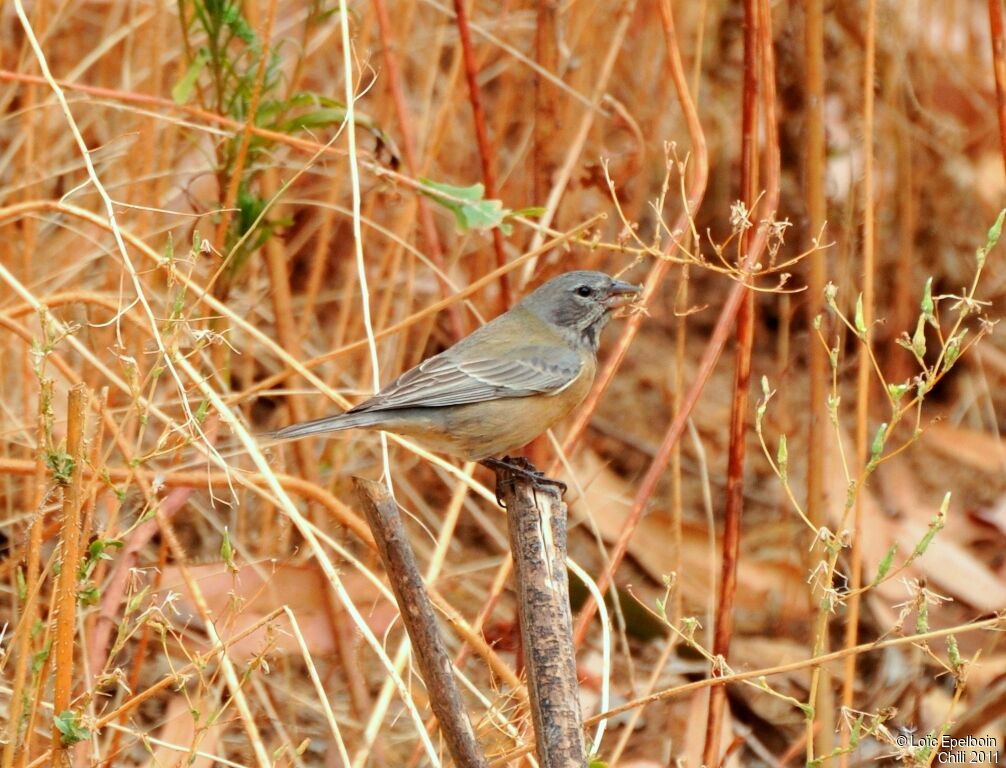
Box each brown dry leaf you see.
[823,439,1006,623]
[565,449,808,631]
[921,421,1006,475]
[879,459,1006,612]
[960,653,1006,691]
[878,459,982,549]
[920,685,957,740]
[971,494,1006,538]
[897,513,1006,611]
[948,670,1006,746]
[148,694,219,768]
[682,688,711,767]
[821,433,908,629]
[728,637,818,729]
[729,638,817,689]
[157,561,391,659]
[677,687,741,768]
[974,343,1006,383]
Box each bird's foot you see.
[481,456,567,507]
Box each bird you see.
[266,270,640,485]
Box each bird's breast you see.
[431,354,596,460]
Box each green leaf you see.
[854,293,866,336]
[943,330,967,371]
[849,713,864,747]
[947,634,962,673]
[920,276,934,321]
[912,316,927,358]
[823,281,838,310]
[78,583,100,607]
[869,422,887,464]
[654,594,666,619]
[127,585,150,615]
[225,6,256,46]
[172,49,209,105]
[940,490,952,515]
[237,184,268,238]
[221,527,237,574]
[89,539,124,561]
[916,599,929,633]
[170,286,187,320]
[274,107,348,134]
[419,178,513,235]
[32,641,50,673]
[283,91,340,109]
[887,382,909,404]
[985,208,1006,252]
[46,450,75,485]
[872,544,897,585]
[976,210,1006,267]
[53,710,91,745]
[913,500,947,558]
[510,206,546,219]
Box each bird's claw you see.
[481,456,567,507]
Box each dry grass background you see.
[2,0,1006,765]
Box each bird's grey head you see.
[520,270,641,352]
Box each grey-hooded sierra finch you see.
[268,270,641,463]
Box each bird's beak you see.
[602,279,642,308]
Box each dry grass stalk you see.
[2,1,1006,765]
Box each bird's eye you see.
[575,285,593,297]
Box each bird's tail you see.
[263,410,384,441]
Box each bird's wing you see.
[350,345,583,412]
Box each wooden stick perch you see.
[353,477,489,768]
[493,461,587,768]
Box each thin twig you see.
[10,3,200,437]
[522,0,637,281]
[703,0,764,760]
[802,0,834,756]
[989,0,1006,176]
[454,0,510,309]
[567,0,709,648]
[354,478,489,768]
[51,385,88,762]
[1,379,49,768]
[492,614,1006,766]
[841,2,877,761]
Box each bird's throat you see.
[580,314,610,352]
